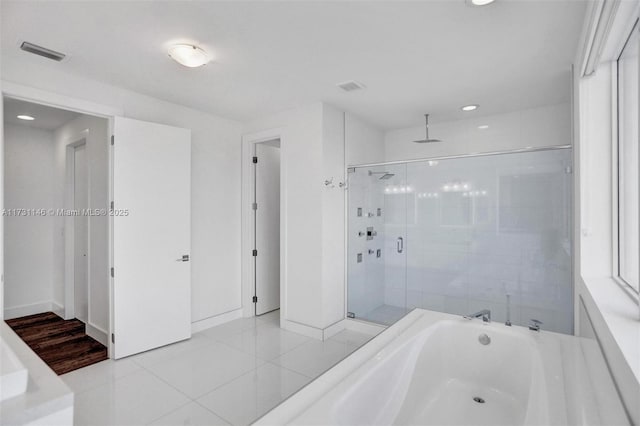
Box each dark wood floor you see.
[5,312,108,375]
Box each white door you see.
[254,143,280,315]
[112,117,191,359]
[74,144,89,323]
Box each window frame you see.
[613,18,640,296]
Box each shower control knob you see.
[358,231,365,237]
[366,227,376,240]
[368,249,375,255]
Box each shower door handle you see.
[397,237,404,253]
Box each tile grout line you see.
[143,399,195,425]
[141,356,254,426]
[192,400,235,426]
[208,323,314,363]
[133,358,201,403]
[264,359,315,380]
[128,335,219,370]
[61,359,145,396]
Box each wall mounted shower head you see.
[368,171,395,180]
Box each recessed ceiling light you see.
[470,0,496,6]
[478,125,489,129]
[17,115,35,121]
[168,44,210,68]
[461,104,479,112]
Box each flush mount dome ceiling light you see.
[461,104,479,112]
[468,0,496,6]
[17,115,35,121]
[168,44,210,68]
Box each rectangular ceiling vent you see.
[20,41,66,62]
[337,80,366,92]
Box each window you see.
[617,21,639,293]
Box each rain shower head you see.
[368,171,395,180]
[413,114,442,143]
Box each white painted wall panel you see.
[54,115,109,331]
[243,103,325,328]
[345,113,384,166]
[3,124,56,317]
[321,104,346,326]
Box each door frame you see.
[1,81,120,358]
[253,141,281,316]
[241,128,285,319]
[63,136,88,322]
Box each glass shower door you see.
[347,164,408,325]
[405,149,573,333]
[346,148,572,334]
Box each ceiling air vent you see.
[337,80,366,92]
[20,41,66,62]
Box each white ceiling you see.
[0,1,588,130]
[3,97,80,130]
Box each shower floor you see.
[359,304,409,326]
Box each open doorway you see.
[72,140,89,323]
[3,97,110,373]
[253,139,281,316]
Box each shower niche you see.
[346,148,574,334]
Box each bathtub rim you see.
[254,308,574,425]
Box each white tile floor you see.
[62,311,375,426]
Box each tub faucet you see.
[464,309,491,323]
[529,319,543,332]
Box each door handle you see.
[397,237,404,253]
[176,255,190,262]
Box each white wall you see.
[244,103,384,336]
[384,103,571,162]
[345,113,385,166]
[0,96,3,320]
[1,54,243,328]
[321,104,346,327]
[3,123,56,318]
[53,115,109,335]
[244,103,325,330]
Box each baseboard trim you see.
[344,318,387,336]
[4,301,59,320]
[281,319,324,340]
[322,319,346,340]
[281,318,357,341]
[191,308,243,333]
[51,301,64,319]
[86,322,108,346]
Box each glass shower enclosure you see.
[347,147,573,334]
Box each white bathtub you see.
[256,309,629,426]
[334,319,549,426]
[0,322,74,425]
[0,333,29,402]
